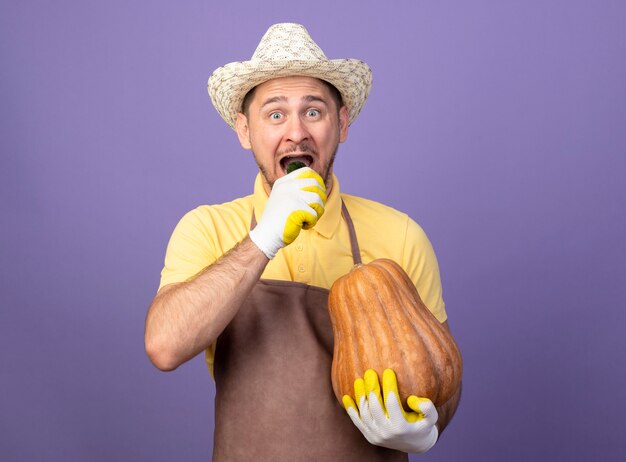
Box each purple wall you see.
[2,1,625,460]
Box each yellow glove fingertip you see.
[342,395,357,412]
[285,210,318,237]
[301,185,328,204]
[363,369,385,413]
[364,369,380,394]
[354,377,366,402]
[382,368,402,409]
[407,395,430,421]
[296,169,326,191]
[382,368,399,393]
[309,202,325,220]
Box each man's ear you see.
[339,106,349,143]
[235,113,252,150]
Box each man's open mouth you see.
[280,155,313,173]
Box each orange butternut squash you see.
[328,258,462,407]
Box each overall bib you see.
[212,203,407,461]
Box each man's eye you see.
[307,109,320,117]
[270,112,282,120]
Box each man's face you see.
[235,76,349,193]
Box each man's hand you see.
[249,167,327,259]
[343,369,439,454]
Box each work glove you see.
[249,167,327,259]
[343,369,439,454]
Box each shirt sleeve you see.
[158,208,219,291]
[401,217,447,323]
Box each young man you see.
[145,23,461,461]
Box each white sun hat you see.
[207,23,373,129]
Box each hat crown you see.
[251,23,328,62]
[208,22,372,129]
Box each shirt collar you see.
[252,173,342,239]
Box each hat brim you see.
[208,58,372,129]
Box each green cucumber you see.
[286,161,306,174]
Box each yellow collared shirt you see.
[159,173,447,370]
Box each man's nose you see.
[285,116,310,144]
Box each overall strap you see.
[341,200,362,265]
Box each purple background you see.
[2,1,625,460]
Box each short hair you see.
[241,79,344,116]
